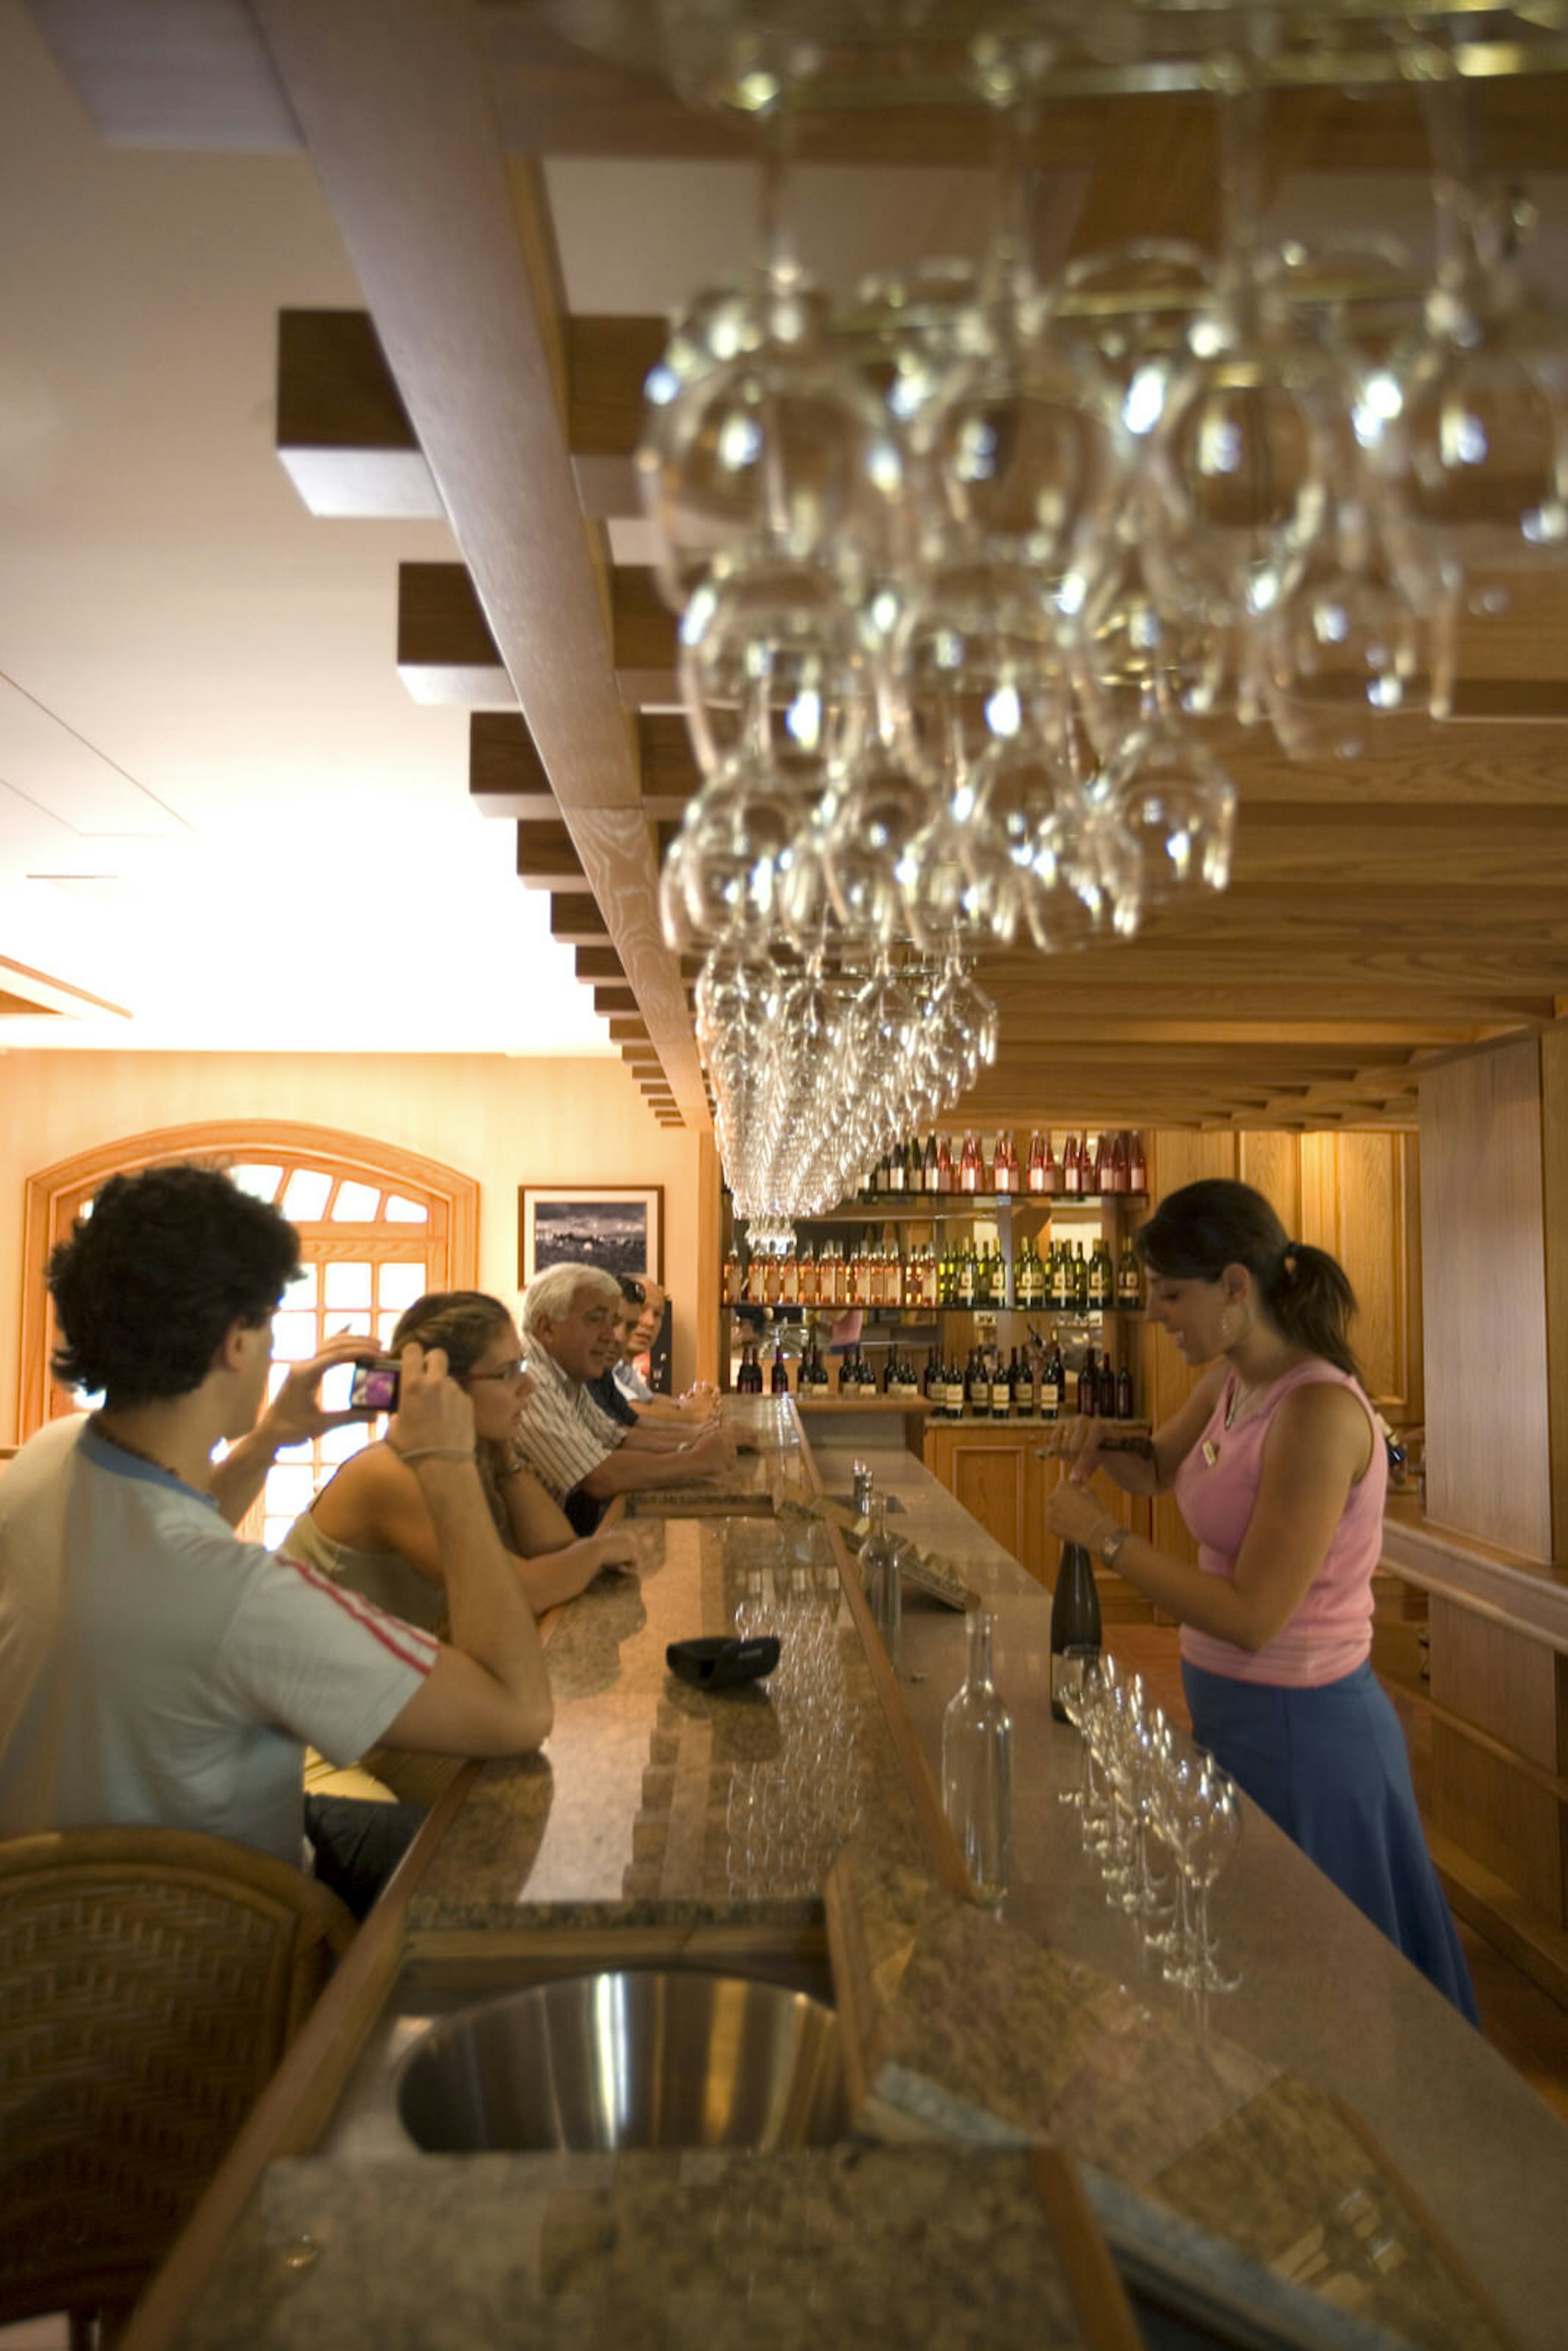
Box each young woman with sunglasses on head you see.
[283,1289,637,1635]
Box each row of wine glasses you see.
[695,943,997,1217]
[638,13,1566,1213]
[1060,1648,1243,1993]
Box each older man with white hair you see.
[516,1264,740,1531]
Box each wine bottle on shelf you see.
[1040,1341,1064,1422]
[1025,1130,1046,1193]
[1109,1131,1129,1193]
[883,1347,898,1394]
[923,1130,941,1192]
[1116,1360,1134,1420]
[1129,1130,1147,1191]
[959,1132,980,1195]
[1097,1348,1117,1418]
[991,1349,1013,1422]
[942,1609,1013,1904]
[1088,1131,1104,1192]
[1087,1240,1112,1313]
[965,1348,987,1418]
[1042,1130,1060,1194]
[937,1134,955,1194]
[888,1139,905,1195]
[1117,1242,1142,1311]
[1074,1241,1089,1312]
[722,1247,739,1307]
[924,1346,943,1403]
[945,1354,966,1420]
[771,1342,790,1396]
[1049,1542,1102,1722]
[1078,1346,1097,1418]
[860,1350,879,1399]
[781,1243,799,1306]
[1063,1132,1081,1196]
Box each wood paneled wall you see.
[1419,1040,1553,1562]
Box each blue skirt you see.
[1182,1658,1479,2024]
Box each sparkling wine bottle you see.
[942,1610,1013,1904]
[1049,1541,1102,1722]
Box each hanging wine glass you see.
[910,60,1130,610]
[1370,58,1568,618]
[679,552,877,785]
[664,753,802,949]
[1142,49,1336,635]
[1262,496,1443,761]
[817,740,941,943]
[637,100,904,608]
[1105,717,1237,904]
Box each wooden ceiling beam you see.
[574,945,624,984]
[514,820,584,887]
[470,712,558,821]
[593,985,639,1015]
[56,8,1568,175]
[549,893,610,946]
[396,561,513,706]
[274,308,441,517]
[252,0,707,1122]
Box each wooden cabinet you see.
[920,1418,1155,1610]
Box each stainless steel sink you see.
[394,1968,847,2153]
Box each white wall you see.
[0,1051,707,1444]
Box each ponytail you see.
[1136,1179,1361,1379]
[1261,1241,1359,1379]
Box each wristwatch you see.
[1098,1523,1131,1570]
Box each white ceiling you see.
[0,0,608,1055]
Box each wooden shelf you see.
[783,1192,1147,1222]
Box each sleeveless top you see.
[281,1509,445,1635]
[1171,1360,1385,1688]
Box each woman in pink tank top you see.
[1047,1179,1476,2020]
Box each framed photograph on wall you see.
[519,1186,664,1289]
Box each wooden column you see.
[1418,1037,1553,1560]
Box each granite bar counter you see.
[406,1396,934,1946]
[127,1404,1568,2351]
[806,1418,1568,2351]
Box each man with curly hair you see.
[0,1164,554,1912]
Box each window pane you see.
[229,1163,284,1203]
[283,1169,333,1221]
[377,1262,428,1310]
[378,1311,401,1347]
[264,1517,296,1555]
[384,1194,428,1223]
[285,1262,319,1305]
[320,1421,373,1465]
[267,1363,290,1400]
[324,1263,374,1309]
[272,1312,319,1363]
[264,1465,318,1519]
[332,1181,381,1222]
[325,1311,372,1339]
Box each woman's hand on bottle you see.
[1045,1415,1110,1485]
[1045,1478,1113,1550]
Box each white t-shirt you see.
[0,1418,436,1865]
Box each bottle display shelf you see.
[787,1192,1149,1221]
[722,1303,1140,1320]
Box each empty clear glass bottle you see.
[860,1492,902,1670]
[942,1610,1013,1905]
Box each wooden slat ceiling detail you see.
[49,0,1568,1132]
[249,0,706,1127]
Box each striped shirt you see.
[512,1343,624,1503]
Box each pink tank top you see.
[1172,1360,1384,1688]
